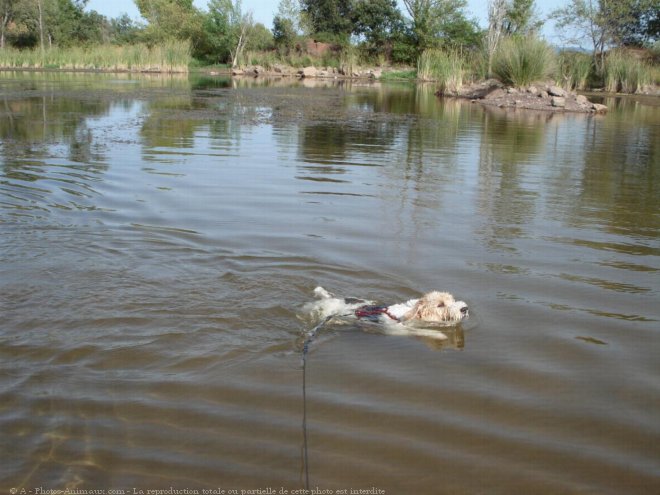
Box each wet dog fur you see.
[304,286,468,340]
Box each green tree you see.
[247,22,273,51]
[110,13,142,44]
[202,0,255,66]
[503,0,542,35]
[353,0,405,57]
[402,0,475,54]
[135,0,204,46]
[601,0,659,46]
[552,0,609,68]
[439,12,481,48]
[47,0,105,46]
[275,0,302,34]
[550,0,658,67]
[1,0,19,47]
[4,0,106,49]
[300,0,353,40]
[272,15,296,53]
[202,0,234,62]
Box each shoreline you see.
[2,65,658,113]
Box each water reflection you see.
[476,108,549,253]
[1,71,659,494]
[1,73,658,244]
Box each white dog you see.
[304,286,469,340]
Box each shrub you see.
[557,51,592,90]
[492,36,556,87]
[603,49,652,93]
[0,41,191,72]
[417,48,466,93]
[340,45,358,75]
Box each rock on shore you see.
[443,79,607,113]
[227,65,609,114]
[232,64,385,80]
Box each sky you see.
[86,0,566,42]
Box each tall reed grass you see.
[417,48,465,93]
[238,49,341,70]
[340,45,358,76]
[492,36,556,87]
[603,49,651,93]
[0,41,191,72]
[557,51,592,90]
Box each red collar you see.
[355,305,399,322]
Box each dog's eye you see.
[437,303,445,307]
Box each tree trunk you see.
[231,30,244,68]
[487,0,507,77]
[37,0,45,55]
[1,11,9,49]
[231,22,249,69]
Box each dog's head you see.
[404,291,468,323]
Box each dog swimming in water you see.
[303,286,469,340]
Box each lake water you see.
[1,72,659,494]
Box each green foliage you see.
[136,0,204,47]
[109,13,143,45]
[468,47,489,81]
[391,33,418,64]
[603,49,652,93]
[301,0,353,38]
[651,40,660,59]
[200,0,234,63]
[198,0,258,65]
[247,22,273,51]
[309,31,349,45]
[552,0,659,68]
[557,50,593,90]
[379,69,417,80]
[0,40,191,71]
[503,0,542,35]
[275,0,303,34]
[339,44,358,75]
[417,48,465,93]
[492,35,556,87]
[272,15,297,54]
[600,0,659,47]
[3,0,107,49]
[439,15,482,49]
[402,0,476,55]
[353,0,405,58]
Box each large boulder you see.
[299,66,318,78]
[548,85,566,97]
[551,96,566,107]
[484,88,507,100]
[576,94,589,106]
[456,79,504,99]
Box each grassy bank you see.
[0,41,191,72]
[414,43,657,95]
[558,51,592,91]
[1,38,657,95]
[417,49,465,93]
[602,49,653,93]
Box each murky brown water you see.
[1,72,659,494]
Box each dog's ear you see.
[404,298,430,320]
